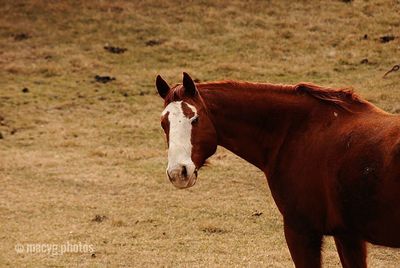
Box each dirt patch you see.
[94,75,115,83]
[380,35,395,43]
[13,33,30,41]
[91,215,107,223]
[252,211,263,217]
[202,226,228,234]
[145,39,165,46]
[104,45,127,54]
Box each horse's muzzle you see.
[167,165,198,189]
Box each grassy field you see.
[0,0,400,267]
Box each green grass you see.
[0,0,400,267]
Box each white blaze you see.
[162,101,197,178]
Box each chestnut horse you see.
[156,73,400,268]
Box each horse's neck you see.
[200,85,312,172]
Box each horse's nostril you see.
[167,171,175,182]
[181,165,188,177]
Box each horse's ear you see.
[182,72,198,97]
[156,75,170,99]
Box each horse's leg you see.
[284,223,323,268]
[334,234,367,268]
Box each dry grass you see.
[0,0,399,267]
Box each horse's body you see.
[157,73,400,268]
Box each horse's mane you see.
[293,82,367,112]
[171,80,369,112]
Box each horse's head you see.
[156,72,217,189]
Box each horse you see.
[156,72,400,268]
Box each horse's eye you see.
[191,116,199,124]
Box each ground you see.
[0,0,399,267]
